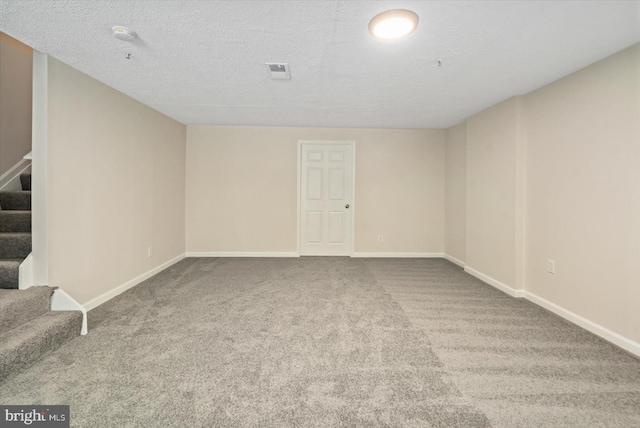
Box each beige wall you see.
[523,44,640,343]
[444,122,467,263]
[0,32,32,176]
[446,44,640,346]
[186,126,445,254]
[465,97,521,288]
[47,57,186,305]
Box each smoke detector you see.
[112,26,137,41]
[266,63,291,80]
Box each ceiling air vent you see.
[266,63,291,80]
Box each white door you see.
[300,142,354,256]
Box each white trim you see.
[186,252,299,258]
[18,253,34,289]
[32,50,48,285]
[297,140,356,257]
[51,289,88,335]
[443,253,465,267]
[522,291,640,357]
[463,266,640,358]
[464,266,525,298]
[0,157,31,191]
[352,252,444,258]
[82,253,185,311]
[296,142,301,256]
[351,144,356,257]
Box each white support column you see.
[31,51,48,285]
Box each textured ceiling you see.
[1,1,639,128]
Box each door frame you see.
[296,140,356,257]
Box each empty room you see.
[0,1,639,426]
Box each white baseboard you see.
[186,252,299,258]
[83,253,186,311]
[187,252,446,259]
[351,252,444,258]
[52,289,88,335]
[464,266,525,298]
[464,266,640,357]
[522,291,640,357]
[443,254,465,267]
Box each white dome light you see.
[369,9,419,40]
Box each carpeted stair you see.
[0,174,32,289]
[0,173,82,384]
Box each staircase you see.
[0,173,82,383]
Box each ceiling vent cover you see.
[266,63,291,80]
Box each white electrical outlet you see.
[547,259,555,274]
[377,235,384,243]
[148,247,153,258]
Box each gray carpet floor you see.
[0,258,639,427]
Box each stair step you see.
[0,260,21,289]
[0,191,31,210]
[0,211,31,233]
[20,173,31,191]
[0,233,31,259]
[0,310,83,384]
[0,286,54,331]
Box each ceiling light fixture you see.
[369,9,419,40]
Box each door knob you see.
[345,204,350,209]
